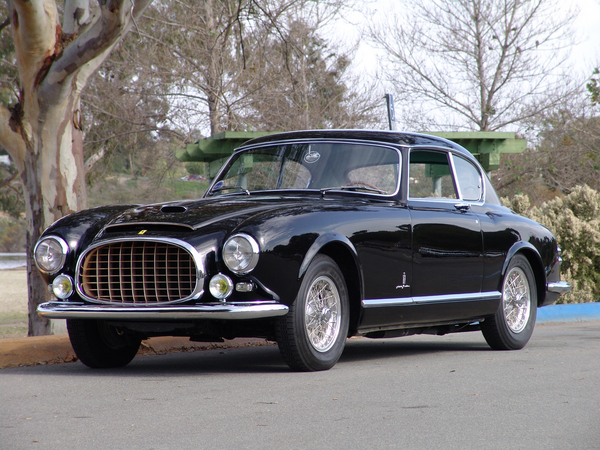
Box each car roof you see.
[239,129,472,158]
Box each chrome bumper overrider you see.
[37,301,289,320]
[547,281,571,294]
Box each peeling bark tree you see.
[0,0,153,335]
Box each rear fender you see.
[503,242,546,306]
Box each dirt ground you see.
[0,268,28,339]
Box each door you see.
[408,149,483,300]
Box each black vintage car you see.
[35,130,570,371]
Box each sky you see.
[573,0,600,64]
[334,0,600,81]
[326,0,600,130]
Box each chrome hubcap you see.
[503,267,531,333]
[305,275,341,352]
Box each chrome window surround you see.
[449,154,484,202]
[406,146,486,205]
[208,139,403,198]
[75,237,206,306]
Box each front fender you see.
[37,205,139,282]
[299,232,359,279]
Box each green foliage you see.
[0,162,24,219]
[165,179,208,200]
[0,215,26,253]
[0,4,22,218]
[87,175,208,208]
[0,3,18,108]
[502,186,600,303]
[587,68,600,107]
[185,163,206,176]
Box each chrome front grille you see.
[79,240,198,305]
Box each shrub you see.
[0,216,26,253]
[502,185,600,303]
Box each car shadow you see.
[339,335,490,365]
[15,334,492,376]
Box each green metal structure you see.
[424,132,526,171]
[176,131,278,180]
[176,130,526,176]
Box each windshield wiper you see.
[321,184,386,195]
[209,186,250,196]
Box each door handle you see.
[454,202,471,212]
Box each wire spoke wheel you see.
[305,276,341,352]
[276,255,349,371]
[481,254,537,350]
[503,267,531,333]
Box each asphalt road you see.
[2,322,599,450]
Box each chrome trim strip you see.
[37,301,289,320]
[547,281,571,294]
[362,291,501,308]
[362,298,414,308]
[75,237,206,305]
[413,291,501,304]
[449,152,484,203]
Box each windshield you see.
[208,142,400,196]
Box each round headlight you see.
[52,274,74,299]
[34,236,69,274]
[209,274,233,300]
[223,233,259,274]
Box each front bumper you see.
[37,301,289,320]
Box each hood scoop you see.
[161,205,188,214]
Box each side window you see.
[453,156,482,201]
[409,150,457,199]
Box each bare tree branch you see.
[0,16,9,32]
[368,0,581,132]
[0,169,19,190]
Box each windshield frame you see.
[205,139,403,199]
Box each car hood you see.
[104,196,312,231]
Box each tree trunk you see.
[0,0,153,335]
[22,93,87,335]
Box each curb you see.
[2,303,598,369]
[537,303,600,324]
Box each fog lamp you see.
[209,273,233,300]
[52,274,74,299]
